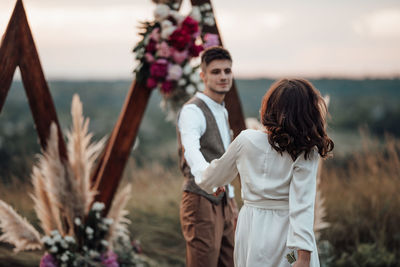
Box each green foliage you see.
[320,133,400,266]
[335,243,397,267]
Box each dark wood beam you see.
[0,0,67,161]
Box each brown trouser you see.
[180,191,235,267]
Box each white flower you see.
[74,218,81,226]
[85,227,94,235]
[183,64,192,75]
[190,7,202,22]
[92,202,105,211]
[61,253,69,262]
[50,230,59,236]
[167,64,183,81]
[161,26,176,39]
[161,20,173,30]
[53,234,62,243]
[203,3,212,11]
[99,223,108,231]
[41,236,53,245]
[190,73,201,83]
[172,2,180,10]
[101,240,109,247]
[103,218,114,225]
[49,246,58,253]
[204,16,215,26]
[64,236,75,243]
[60,240,68,249]
[89,250,100,258]
[186,84,196,95]
[154,4,170,22]
[178,79,186,86]
[96,212,101,219]
[169,10,185,25]
[83,246,88,251]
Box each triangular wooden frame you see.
[0,0,67,161]
[91,0,246,214]
[0,0,246,216]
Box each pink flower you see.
[204,33,220,48]
[189,44,204,57]
[167,64,183,81]
[101,251,119,267]
[157,41,171,58]
[40,253,57,267]
[150,59,168,78]
[145,52,155,63]
[182,16,199,34]
[161,80,174,94]
[150,27,161,42]
[171,48,189,64]
[169,28,191,51]
[146,77,158,89]
[145,39,157,53]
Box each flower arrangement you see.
[133,0,220,119]
[0,95,149,266]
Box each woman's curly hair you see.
[260,78,334,161]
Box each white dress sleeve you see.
[286,150,319,252]
[196,132,243,194]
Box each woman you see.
[196,78,334,267]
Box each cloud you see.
[353,8,400,38]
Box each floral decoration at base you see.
[0,95,151,266]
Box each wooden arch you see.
[0,0,246,215]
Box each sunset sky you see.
[1,0,400,79]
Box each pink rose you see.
[150,59,168,78]
[167,64,183,81]
[182,16,199,34]
[161,80,174,94]
[150,27,161,42]
[145,52,155,63]
[189,44,204,57]
[157,41,171,58]
[204,33,220,48]
[146,77,158,89]
[171,48,189,64]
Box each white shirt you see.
[178,92,235,198]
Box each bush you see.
[320,132,400,266]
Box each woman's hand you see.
[293,259,309,267]
[293,250,310,267]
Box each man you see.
[177,46,238,267]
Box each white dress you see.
[196,129,320,267]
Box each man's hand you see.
[213,186,225,196]
[228,197,239,229]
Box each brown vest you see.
[177,97,228,204]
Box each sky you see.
[1,0,400,79]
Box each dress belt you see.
[244,199,289,210]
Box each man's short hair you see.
[201,46,232,69]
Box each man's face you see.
[201,59,233,94]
